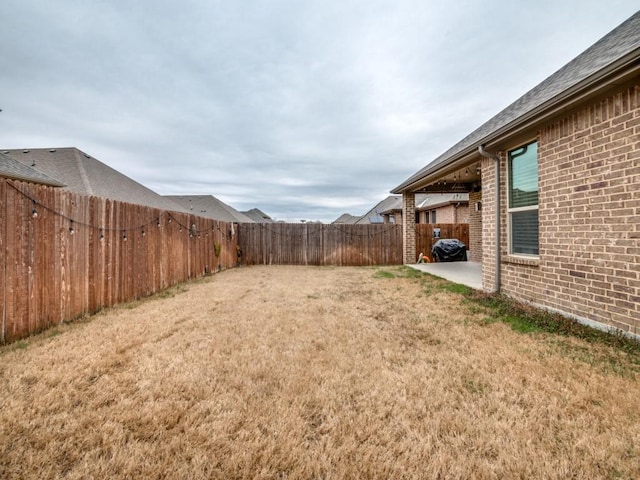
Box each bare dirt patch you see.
[1,265,639,479]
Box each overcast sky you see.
[1,1,638,222]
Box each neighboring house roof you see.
[165,195,254,223]
[354,195,401,224]
[0,152,66,187]
[332,213,359,224]
[374,193,468,215]
[241,208,275,223]
[392,10,640,193]
[2,148,188,212]
[354,195,430,224]
[416,193,469,211]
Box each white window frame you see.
[507,140,539,257]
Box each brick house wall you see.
[435,204,469,224]
[418,203,470,224]
[469,190,482,263]
[456,204,470,224]
[484,83,640,334]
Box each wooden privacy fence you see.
[238,222,470,267]
[0,179,238,344]
[238,223,404,266]
[415,223,470,262]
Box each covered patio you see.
[409,261,483,290]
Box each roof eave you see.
[391,47,640,194]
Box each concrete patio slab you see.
[408,261,483,290]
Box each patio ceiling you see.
[412,161,482,194]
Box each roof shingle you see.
[165,195,254,223]
[2,148,188,212]
[0,152,66,186]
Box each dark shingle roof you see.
[416,193,469,210]
[2,148,188,212]
[354,194,468,223]
[355,195,433,223]
[332,213,359,224]
[353,195,401,224]
[241,208,275,223]
[0,152,65,186]
[165,195,254,223]
[393,10,640,192]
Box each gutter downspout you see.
[478,145,501,293]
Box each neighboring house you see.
[392,12,640,335]
[332,213,360,224]
[353,195,407,224]
[242,208,275,223]
[359,194,469,225]
[417,193,469,224]
[0,152,66,187]
[165,195,254,223]
[2,147,188,213]
[380,193,469,225]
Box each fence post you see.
[1,179,6,343]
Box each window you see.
[430,210,437,224]
[508,141,539,255]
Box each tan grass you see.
[1,265,639,479]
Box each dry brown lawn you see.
[1,265,640,479]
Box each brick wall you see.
[441,204,469,224]
[456,204,470,224]
[436,204,455,223]
[497,83,640,334]
[469,190,482,262]
[418,203,470,224]
[402,192,416,264]
[481,155,505,293]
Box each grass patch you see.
[156,283,189,299]
[467,291,639,349]
[395,266,425,279]
[122,283,191,309]
[2,282,195,350]
[373,269,396,279]
[373,266,429,280]
[389,266,640,360]
[437,282,473,296]
[459,290,640,373]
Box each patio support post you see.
[402,192,416,264]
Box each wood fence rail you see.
[238,223,404,266]
[1,179,238,344]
